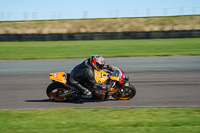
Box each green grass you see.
[0,38,200,60]
[0,107,200,133]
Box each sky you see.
[0,0,200,21]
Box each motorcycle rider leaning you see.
[69,55,112,99]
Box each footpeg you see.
[59,90,75,98]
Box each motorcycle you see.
[46,65,136,102]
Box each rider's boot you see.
[81,90,92,99]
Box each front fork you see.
[113,82,130,94]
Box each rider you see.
[69,55,112,99]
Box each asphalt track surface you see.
[0,56,200,110]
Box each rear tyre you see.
[46,82,69,102]
[112,84,136,100]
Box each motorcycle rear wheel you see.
[46,82,69,102]
[112,84,136,100]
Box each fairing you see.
[50,72,67,84]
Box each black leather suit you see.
[69,58,102,96]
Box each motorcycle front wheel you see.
[112,84,136,100]
[46,82,69,102]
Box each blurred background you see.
[0,0,199,36]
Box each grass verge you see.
[0,38,200,60]
[0,107,200,133]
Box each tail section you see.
[50,72,67,84]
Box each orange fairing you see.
[110,65,119,70]
[109,88,119,92]
[94,69,109,84]
[110,76,118,81]
[50,72,67,84]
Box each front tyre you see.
[112,84,136,100]
[46,82,69,102]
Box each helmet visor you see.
[96,62,104,70]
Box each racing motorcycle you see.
[46,65,136,102]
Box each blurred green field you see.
[0,107,200,133]
[0,38,200,60]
